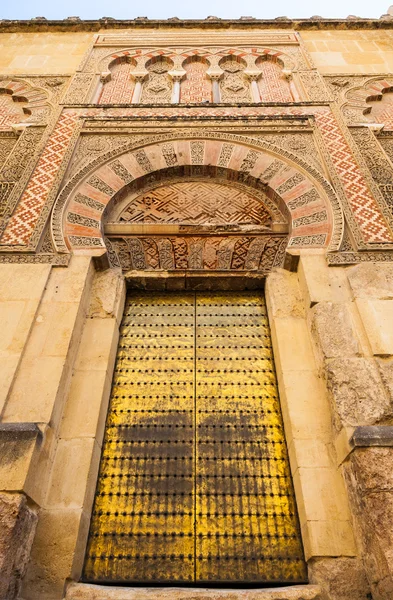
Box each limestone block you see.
[0,355,20,415]
[298,252,351,307]
[362,492,393,569]
[88,268,126,325]
[76,318,119,373]
[0,32,93,75]
[377,357,393,402]
[288,438,333,471]
[3,355,66,423]
[265,269,305,319]
[0,424,42,492]
[47,438,100,510]
[270,318,316,374]
[61,369,112,441]
[0,492,38,600]
[2,256,93,425]
[65,582,323,600]
[43,256,92,305]
[334,426,355,466]
[301,519,357,560]
[308,557,371,600]
[22,508,90,600]
[0,264,51,412]
[0,264,50,302]
[26,301,81,358]
[344,456,393,600]
[311,302,360,359]
[0,301,36,355]
[293,467,351,525]
[349,447,393,494]
[356,299,393,356]
[276,370,332,445]
[348,263,393,300]
[325,358,393,430]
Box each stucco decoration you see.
[51,133,343,255]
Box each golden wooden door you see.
[83,292,306,584]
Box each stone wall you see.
[0,17,393,600]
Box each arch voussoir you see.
[52,133,343,261]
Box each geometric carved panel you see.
[118,182,272,226]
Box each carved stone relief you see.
[219,57,252,103]
[141,58,173,104]
[116,181,273,226]
[351,127,393,221]
[105,234,287,273]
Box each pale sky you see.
[0,0,392,21]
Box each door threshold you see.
[65,582,322,600]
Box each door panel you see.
[83,292,306,584]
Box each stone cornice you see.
[1,18,393,33]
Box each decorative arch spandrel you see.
[51,133,343,261]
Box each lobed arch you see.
[97,47,295,76]
[98,56,137,104]
[343,77,393,125]
[51,133,343,261]
[0,79,50,128]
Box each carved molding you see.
[50,131,342,254]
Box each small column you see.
[168,70,186,104]
[245,70,261,102]
[207,68,224,103]
[212,77,221,103]
[131,71,148,104]
[282,69,299,102]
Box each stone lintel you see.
[65,583,323,600]
[351,425,393,447]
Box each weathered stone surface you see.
[22,508,90,600]
[265,268,305,319]
[311,302,360,359]
[298,252,351,306]
[325,358,393,430]
[308,556,371,600]
[0,423,42,491]
[348,263,393,300]
[0,492,37,600]
[88,267,125,324]
[377,357,393,401]
[65,583,323,600]
[356,299,393,356]
[350,447,393,494]
[344,449,393,600]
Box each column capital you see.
[168,69,186,82]
[131,70,148,82]
[282,69,293,81]
[100,71,111,83]
[244,70,261,82]
[206,68,224,81]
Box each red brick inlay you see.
[180,60,212,104]
[257,61,293,103]
[0,111,79,246]
[314,108,393,243]
[99,61,136,104]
